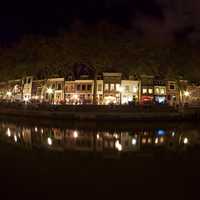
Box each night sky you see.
[0,0,199,43]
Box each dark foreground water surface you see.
[0,117,200,199]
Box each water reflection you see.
[0,121,200,156]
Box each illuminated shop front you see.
[140,75,154,104]
[141,87,154,104]
[166,81,179,106]
[154,86,167,104]
[103,73,122,105]
[44,78,65,104]
[121,80,140,104]
[65,80,94,105]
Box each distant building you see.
[153,77,167,104]
[22,76,33,102]
[65,79,94,105]
[44,78,65,104]
[31,79,46,102]
[183,84,200,106]
[103,72,122,105]
[7,79,23,101]
[121,79,140,104]
[140,75,154,104]
[166,81,179,106]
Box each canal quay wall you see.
[0,103,200,121]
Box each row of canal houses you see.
[0,72,199,106]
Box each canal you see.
[0,117,199,198]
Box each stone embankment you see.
[0,103,200,121]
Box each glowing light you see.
[47,137,53,146]
[160,137,164,143]
[6,128,11,137]
[47,88,53,94]
[172,132,175,137]
[35,127,38,132]
[184,91,190,97]
[97,134,100,140]
[73,131,78,138]
[133,87,138,93]
[148,138,152,143]
[14,135,17,143]
[41,129,44,134]
[132,138,137,145]
[183,137,189,144]
[73,94,78,100]
[142,138,146,144]
[115,140,122,151]
[114,133,119,139]
[155,138,159,144]
[117,86,123,93]
[157,129,166,136]
[6,91,12,97]
[148,89,153,94]
[24,96,29,102]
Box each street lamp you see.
[47,88,53,94]
[6,91,12,97]
[184,91,190,97]
[47,88,53,104]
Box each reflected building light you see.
[14,135,17,143]
[160,137,164,143]
[132,138,137,146]
[6,128,11,137]
[155,138,159,144]
[172,132,175,137]
[148,138,152,144]
[183,137,189,144]
[114,133,119,139]
[73,131,78,139]
[144,132,148,136]
[47,137,53,146]
[35,127,38,132]
[115,140,122,151]
[157,129,166,136]
[142,138,146,144]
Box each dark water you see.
[0,118,200,198]
[0,120,200,156]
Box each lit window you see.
[98,84,102,91]
[148,89,153,94]
[142,88,147,94]
[125,85,129,92]
[133,87,137,93]
[110,84,115,91]
[116,84,121,91]
[155,88,159,94]
[104,84,109,91]
[160,88,165,95]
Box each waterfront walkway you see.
[0,102,199,121]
